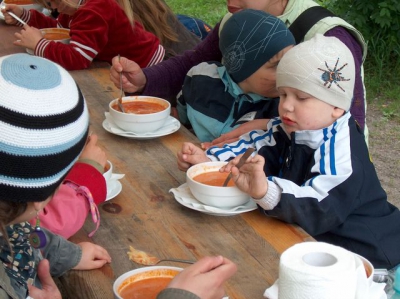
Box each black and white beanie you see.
[0,54,89,203]
[276,34,355,111]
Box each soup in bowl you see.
[109,96,171,134]
[113,266,182,299]
[186,161,250,208]
[41,28,71,42]
[4,0,42,11]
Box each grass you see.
[166,0,400,123]
[165,0,227,26]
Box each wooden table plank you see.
[0,23,314,299]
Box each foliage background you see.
[166,0,400,122]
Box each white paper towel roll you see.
[278,242,358,299]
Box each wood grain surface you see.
[0,23,313,299]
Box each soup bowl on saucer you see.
[113,266,182,299]
[186,161,250,209]
[109,96,171,134]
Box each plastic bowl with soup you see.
[113,266,182,299]
[109,96,171,134]
[186,161,250,208]
[4,0,42,11]
[41,28,71,42]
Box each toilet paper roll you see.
[278,242,358,299]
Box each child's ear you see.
[332,107,345,118]
[33,196,52,211]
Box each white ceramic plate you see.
[106,180,122,201]
[170,183,257,216]
[102,116,180,140]
[0,10,4,20]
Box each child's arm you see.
[34,10,109,70]
[41,229,111,276]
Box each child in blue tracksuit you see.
[177,34,400,270]
[176,9,295,142]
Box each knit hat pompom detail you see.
[219,9,295,83]
[276,34,355,111]
[0,54,89,203]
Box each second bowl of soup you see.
[109,96,171,134]
[113,266,182,299]
[186,161,250,208]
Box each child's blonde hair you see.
[126,0,178,45]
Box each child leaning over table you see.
[1,0,164,71]
[176,9,295,143]
[177,34,400,270]
[0,54,111,299]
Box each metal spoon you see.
[148,258,195,265]
[222,148,255,187]
[0,5,27,25]
[117,54,125,113]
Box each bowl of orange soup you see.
[109,96,171,134]
[41,28,71,42]
[113,266,182,299]
[4,0,42,11]
[186,161,250,208]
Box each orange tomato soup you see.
[6,0,34,4]
[119,276,173,299]
[112,101,166,114]
[193,171,235,187]
[43,33,69,40]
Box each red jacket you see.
[23,0,161,70]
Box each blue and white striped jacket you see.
[206,112,400,269]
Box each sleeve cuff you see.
[157,288,200,299]
[252,180,281,210]
[77,158,105,174]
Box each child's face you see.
[227,0,284,15]
[278,87,345,135]
[238,46,292,98]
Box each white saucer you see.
[170,183,257,216]
[102,115,180,140]
[106,180,122,201]
[0,10,4,21]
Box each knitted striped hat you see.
[219,9,295,83]
[0,54,89,203]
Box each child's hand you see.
[1,4,23,26]
[73,242,111,270]
[28,259,62,299]
[14,25,43,51]
[177,142,211,171]
[79,134,107,170]
[220,153,268,199]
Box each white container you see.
[113,266,182,299]
[186,161,250,208]
[109,96,171,134]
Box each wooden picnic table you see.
[0,22,313,299]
